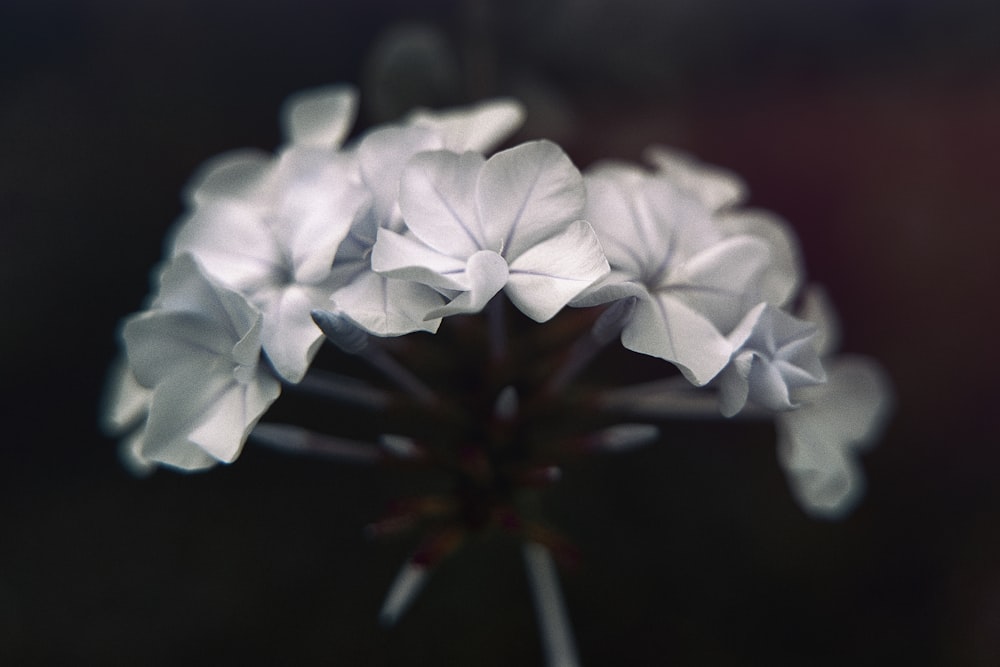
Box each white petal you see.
[102,358,152,434]
[169,206,283,293]
[506,220,610,322]
[398,150,487,256]
[643,145,748,210]
[668,235,772,333]
[371,227,469,290]
[189,372,281,462]
[476,140,585,259]
[581,165,648,276]
[717,352,753,418]
[182,149,274,207]
[777,356,893,518]
[281,84,358,148]
[717,209,803,307]
[260,285,328,383]
[358,125,443,224]
[333,273,443,336]
[405,98,526,152]
[623,293,733,385]
[138,365,234,467]
[124,311,231,387]
[426,250,509,318]
[570,271,649,308]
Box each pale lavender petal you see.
[139,366,234,467]
[717,352,753,418]
[169,204,283,292]
[102,358,152,434]
[280,84,358,148]
[398,150,487,256]
[333,273,444,336]
[777,356,893,518]
[582,164,651,276]
[371,228,469,291]
[717,209,803,307]
[622,293,733,385]
[506,220,610,322]
[182,149,274,207]
[405,98,525,152]
[569,271,649,308]
[358,125,443,224]
[259,285,328,383]
[643,145,748,210]
[476,140,585,258]
[188,372,281,462]
[668,235,772,333]
[425,250,509,318]
[124,311,231,387]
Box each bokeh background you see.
[3,0,1000,664]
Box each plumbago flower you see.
[774,287,893,518]
[572,159,788,385]
[103,83,893,666]
[371,140,609,321]
[111,254,281,470]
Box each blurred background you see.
[3,0,1000,664]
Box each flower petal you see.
[622,292,733,385]
[405,98,525,152]
[259,284,329,383]
[506,220,609,322]
[643,145,748,211]
[370,227,469,291]
[717,209,803,307]
[169,204,283,292]
[280,84,358,149]
[189,371,281,462]
[476,140,585,258]
[425,250,509,318]
[358,125,443,225]
[333,273,444,336]
[182,149,274,207]
[398,150,487,256]
[777,355,893,518]
[668,235,772,333]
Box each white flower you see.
[330,100,528,334]
[775,287,892,518]
[119,254,281,470]
[370,140,610,321]
[717,303,826,417]
[170,87,368,382]
[574,161,776,385]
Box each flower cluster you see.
[104,84,892,661]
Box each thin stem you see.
[596,377,771,420]
[312,309,440,407]
[522,542,581,667]
[250,423,383,464]
[287,369,393,409]
[544,298,637,396]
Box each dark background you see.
[3,0,1000,664]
